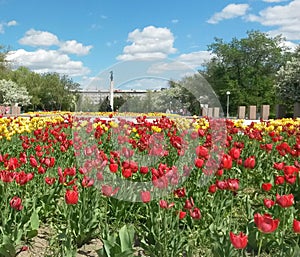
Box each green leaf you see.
[30,210,39,230]
[291,243,300,257]
[119,225,134,252]
[27,229,38,239]
[102,239,116,257]
[115,249,135,257]
[0,243,16,257]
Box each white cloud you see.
[262,0,288,2]
[207,4,250,24]
[19,29,60,47]
[279,40,298,51]
[59,40,93,56]
[147,61,193,74]
[177,51,213,68]
[120,78,168,90]
[246,0,300,41]
[6,49,90,77]
[7,20,17,26]
[0,19,17,33]
[79,76,105,89]
[117,26,177,61]
[18,29,93,56]
[147,51,213,74]
[171,19,179,24]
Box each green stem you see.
[257,234,263,257]
[281,211,287,256]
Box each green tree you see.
[204,30,288,116]
[8,67,44,111]
[0,79,31,106]
[275,45,300,111]
[0,45,10,78]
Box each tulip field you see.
[0,111,300,257]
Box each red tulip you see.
[216,180,228,190]
[229,231,248,249]
[195,145,209,159]
[244,156,255,169]
[15,171,34,185]
[273,162,285,170]
[10,196,23,211]
[261,183,272,191]
[194,158,204,168]
[276,193,294,208]
[81,176,94,188]
[178,211,186,219]
[140,166,149,174]
[190,207,201,220]
[263,198,275,209]
[208,184,217,193]
[38,165,46,174]
[45,177,56,185]
[275,175,285,185]
[229,147,241,160]
[293,219,300,234]
[216,169,223,176]
[283,165,299,175]
[159,200,174,209]
[122,168,132,178]
[285,174,297,184]
[174,188,186,198]
[65,189,79,204]
[227,178,239,191]
[101,185,119,197]
[6,157,20,170]
[140,191,151,203]
[254,213,279,233]
[183,197,194,210]
[221,154,232,169]
[0,170,14,183]
[29,155,38,168]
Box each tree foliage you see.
[0,79,31,106]
[276,46,300,104]
[204,30,288,115]
[0,45,10,77]
[6,67,80,111]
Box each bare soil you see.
[16,227,102,257]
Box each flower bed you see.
[0,112,300,257]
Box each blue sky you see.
[1,0,300,90]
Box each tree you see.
[156,74,221,115]
[204,30,288,115]
[8,67,44,110]
[0,45,10,78]
[275,45,300,109]
[0,79,31,106]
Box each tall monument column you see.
[109,71,114,111]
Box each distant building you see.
[74,89,156,105]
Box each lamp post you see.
[226,91,230,118]
[109,71,114,111]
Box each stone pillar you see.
[0,106,5,115]
[238,106,246,119]
[275,104,286,119]
[11,106,21,115]
[294,102,300,118]
[248,105,257,120]
[207,107,213,117]
[261,105,270,120]
[201,107,208,116]
[213,107,220,118]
